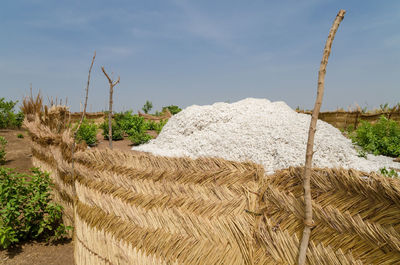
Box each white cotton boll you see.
[133,98,400,174]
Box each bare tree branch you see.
[297,9,346,265]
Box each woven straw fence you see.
[297,110,400,130]
[25,107,400,264]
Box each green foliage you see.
[125,115,153,145]
[127,130,152,145]
[142,100,153,114]
[379,167,399,178]
[100,111,154,145]
[74,119,98,146]
[15,112,25,128]
[357,149,367,158]
[17,133,24,139]
[0,136,7,165]
[162,105,181,115]
[154,120,167,134]
[350,116,400,157]
[0,168,71,249]
[144,119,167,134]
[380,103,389,112]
[100,119,124,141]
[345,124,355,134]
[0,98,24,129]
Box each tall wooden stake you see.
[297,10,345,265]
[101,66,120,149]
[71,51,96,197]
[75,51,96,134]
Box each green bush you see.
[0,136,7,165]
[162,105,181,115]
[100,119,124,141]
[350,116,400,157]
[145,119,167,134]
[74,119,98,146]
[0,168,71,248]
[0,98,24,129]
[145,120,157,130]
[380,167,399,178]
[128,130,152,145]
[100,111,154,145]
[17,133,24,139]
[125,115,153,145]
[154,119,167,134]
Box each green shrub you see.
[379,167,399,178]
[350,116,400,157]
[100,111,154,145]
[0,136,7,165]
[17,133,24,139]
[100,119,124,141]
[124,115,153,145]
[145,119,167,134]
[128,130,152,146]
[145,120,157,131]
[162,105,181,115]
[15,111,25,128]
[154,119,167,134]
[0,98,24,129]
[74,119,98,146]
[0,168,71,248]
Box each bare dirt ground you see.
[0,130,33,174]
[0,129,152,264]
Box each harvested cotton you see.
[133,98,400,175]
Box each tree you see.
[101,66,120,149]
[142,100,153,114]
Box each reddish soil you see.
[0,129,33,174]
[95,131,135,151]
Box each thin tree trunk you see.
[101,66,120,150]
[108,86,113,149]
[297,9,345,265]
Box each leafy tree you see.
[142,100,153,114]
[0,98,24,129]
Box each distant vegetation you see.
[162,105,181,115]
[74,118,98,146]
[142,100,153,114]
[0,136,7,164]
[0,98,24,129]
[350,116,400,158]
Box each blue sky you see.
[1,0,399,112]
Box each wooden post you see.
[71,51,96,196]
[101,67,120,149]
[75,51,96,134]
[297,10,346,265]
